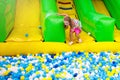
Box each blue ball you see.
[22,55,27,58]
[50,54,55,58]
[0,76,5,80]
[51,75,55,80]
[25,33,29,37]
[53,64,59,68]
[73,73,78,77]
[112,61,117,67]
[46,58,52,63]
[78,51,84,56]
[37,53,43,56]
[60,61,64,66]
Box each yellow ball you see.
[51,69,54,73]
[106,77,110,80]
[63,65,66,69]
[3,70,10,76]
[20,67,24,71]
[20,76,25,80]
[36,71,40,75]
[46,68,49,73]
[6,64,11,68]
[55,74,60,78]
[17,54,20,57]
[84,73,89,78]
[47,77,52,80]
[107,71,113,77]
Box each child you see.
[59,14,82,45]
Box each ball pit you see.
[0,51,120,80]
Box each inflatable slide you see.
[1,0,120,55]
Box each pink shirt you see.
[70,19,82,34]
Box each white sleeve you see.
[79,21,82,28]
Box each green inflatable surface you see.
[0,0,16,42]
[103,0,120,29]
[74,0,115,41]
[40,0,65,42]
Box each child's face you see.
[64,20,69,26]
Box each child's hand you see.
[58,13,69,17]
[69,41,73,45]
[78,39,82,43]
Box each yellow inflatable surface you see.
[6,0,42,42]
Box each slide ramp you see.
[57,0,94,43]
[6,0,42,42]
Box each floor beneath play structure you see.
[1,0,120,55]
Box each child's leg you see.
[75,33,82,43]
[74,27,82,43]
[75,33,79,40]
[69,32,74,45]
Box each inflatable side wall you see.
[40,0,65,42]
[103,0,120,30]
[74,0,115,41]
[0,0,16,42]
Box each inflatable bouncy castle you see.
[0,0,120,55]
[0,0,120,80]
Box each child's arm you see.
[79,21,82,28]
[69,29,74,45]
[57,13,68,17]
[69,28,73,41]
[77,20,82,29]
